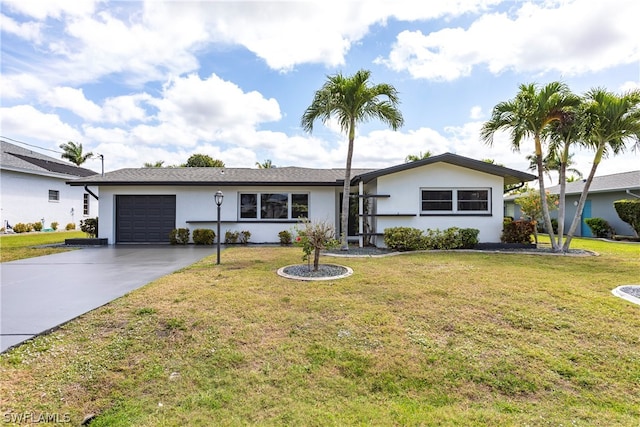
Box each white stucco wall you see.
[1,170,97,230]
[373,163,505,243]
[97,185,337,244]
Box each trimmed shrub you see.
[224,230,239,244]
[169,228,190,245]
[51,222,59,231]
[239,230,251,244]
[501,219,535,244]
[614,199,640,236]
[13,223,28,233]
[458,228,480,249]
[32,222,43,232]
[584,217,613,238]
[80,217,98,237]
[66,223,76,231]
[423,227,480,250]
[383,227,425,251]
[278,230,292,245]
[193,228,215,245]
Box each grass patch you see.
[0,231,85,262]
[1,237,639,425]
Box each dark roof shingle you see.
[1,140,97,177]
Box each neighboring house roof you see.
[1,140,97,178]
[545,170,640,195]
[67,152,537,187]
[67,166,376,187]
[352,152,537,186]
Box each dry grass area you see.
[1,240,639,426]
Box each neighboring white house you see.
[66,153,536,246]
[1,140,98,231]
[505,170,640,237]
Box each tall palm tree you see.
[563,88,640,250]
[480,82,580,252]
[256,159,275,168]
[543,110,583,248]
[526,149,582,184]
[301,69,404,250]
[405,151,432,162]
[59,141,93,166]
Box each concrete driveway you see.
[1,245,217,353]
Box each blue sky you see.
[1,0,639,181]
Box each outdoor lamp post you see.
[215,190,224,265]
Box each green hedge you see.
[169,228,190,245]
[192,228,215,245]
[584,217,613,238]
[614,199,640,236]
[501,218,535,244]
[383,227,479,251]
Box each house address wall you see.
[97,185,337,244]
[373,163,505,244]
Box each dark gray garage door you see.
[116,195,176,243]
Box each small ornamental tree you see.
[515,189,558,243]
[294,218,339,271]
[614,199,640,237]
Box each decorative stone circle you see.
[612,285,640,306]
[277,264,353,281]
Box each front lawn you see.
[0,231,85,262]
[1,238,639,425]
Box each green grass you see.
[0,231,85,262]
[1,237,639,426]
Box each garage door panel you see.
[116,195,176,243]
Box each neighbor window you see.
[421,188,490,214]
[239,192,308,220]
[48,190,59,202]
[83,193,90,215]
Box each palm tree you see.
[301,69,404,250]
[256,159,275,168]
[59,141,93,166]
[405,151,432,162]
[526,150,582,184]
[563,88,640,250]
[480,82,580,252]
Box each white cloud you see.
[1,0,100,20]
[0,13,42,43]
[41,87,102,121]
[0,74,48,99]
[0,105,83,146]
[153,73,281,135]
[379,0,640,81]
[470,106,483,120]
[102,93,152,124]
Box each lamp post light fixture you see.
[215,190,224,265]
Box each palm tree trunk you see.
[340,122,356,251]
[535,136,559,251]
[563,144,604,251]
[556,145,569,248]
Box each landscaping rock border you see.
[277,264,353,281]
[612,285,640,306]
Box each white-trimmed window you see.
[239,192,309,220]
[83,193,90,215]
[421,188,490,214]
[48,190,60,202]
